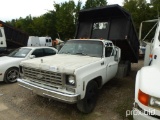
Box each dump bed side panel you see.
[0,21,29,48]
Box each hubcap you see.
[7,69,19,82]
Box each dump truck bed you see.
[75,4,139,63]
[0,20,29,48]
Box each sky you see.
[0,0,150,22]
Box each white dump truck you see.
[0,21,28,54]
[17,5,139,113]
[0,26,7,52]
[133,18,160,119]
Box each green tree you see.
[7,15,34,35]
[123,0,150,35]
[83,0,107,9]
[123,0,139,30]
[7,11,57,40]
[31,11,57,39]
[150,0,160,18]
[75,0,82,22]
[123,0,158,41]
[54,0,81,40]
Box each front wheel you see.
[4,68,19,83]
[77,81,98,113]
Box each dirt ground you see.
[0,60,143,120]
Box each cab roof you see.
[69,39,112,43]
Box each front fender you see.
[135,70,140,102]
[75,60,105,99]
[0,61,20,81]
[135,66,160,102]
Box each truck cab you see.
[0,20,29,54]
[133,18,160,120]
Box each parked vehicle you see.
[0,21,28,54]
[39,36,52,47]
[133,18,160,120]
[27,36,40,47]
[0,46,57,83]
[17,5,139,113]
[0,26,6,53]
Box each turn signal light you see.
[149,54,153,58]
[138,89,149,106]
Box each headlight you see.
[149,97,160,107]
[66,75,76,86]
[69,79,75,84]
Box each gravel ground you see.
[0,60,143,120]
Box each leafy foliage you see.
[54,0,77,40]
[123,0,159,41]
[83,0,107,9]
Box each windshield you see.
[8,48,31,58]
[59,40,103,57]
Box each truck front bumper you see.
[133,103,160,120]
[17,78,80,104]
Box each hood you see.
[0,56,24,65]
[21,54,101,74]
[139,66,160,98]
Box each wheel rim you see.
[6,69,19,82]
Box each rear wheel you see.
[4,68,19,83]
[77,81,98,113]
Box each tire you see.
[77,81,98,113]
[4,68,19,83]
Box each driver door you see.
[104,44,118,81]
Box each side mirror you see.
[114,50,118,61]
[29,55,35,59]
[114,47,121,62]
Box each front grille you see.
[23,67,63,87]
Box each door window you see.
[32,49,44,57]
[105,47,113,57]
[44,48,56,56]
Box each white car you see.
[0,46,58,83]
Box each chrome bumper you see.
[17,78,80,104]
[133,103,159,120]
